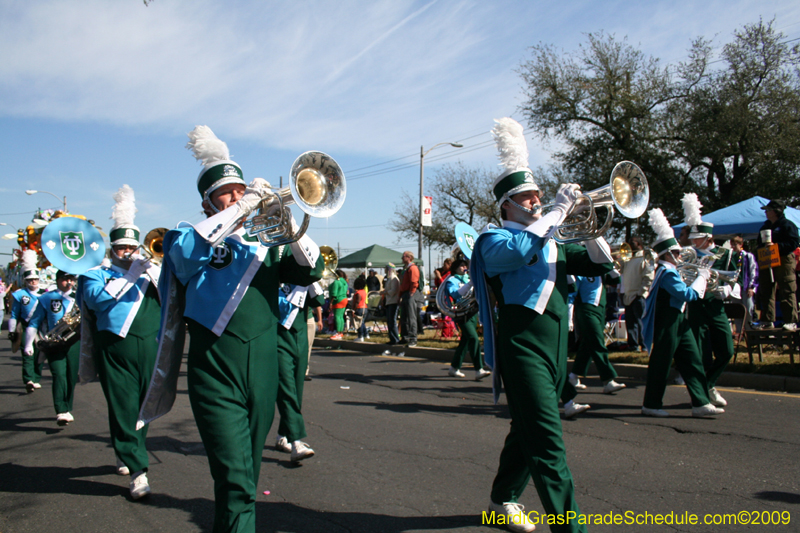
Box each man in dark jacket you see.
[756,199,798,330]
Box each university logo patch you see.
[464,233,475,252]
[222,165,239,178]
[209,243,233,270]
[524,171,535,183]
[60,231,86,261]
[21,296,31,306]
[51,300,63,313]
[125,228,135,239]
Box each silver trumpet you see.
[522,161,649,244]
[243,151,346,247]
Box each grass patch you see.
[332,327,800,378]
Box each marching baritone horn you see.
[436,223,479,320]
[521,161,649,244]
[319,245,338,285]
[239,151,346,247]
[676,247,739,291]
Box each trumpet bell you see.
[144,227,167,261]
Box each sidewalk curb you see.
[313,338,800,393]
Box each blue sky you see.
[2,0,799,268]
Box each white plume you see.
[21,249,38,271]
[648,208,674,241]
[492,118,529,172]
[111,184,137,227]
[186,125,230,167]
[682,193,704,226]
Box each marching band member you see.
[682,193,735,407]
[641,209,723,418]
[79,185,161,499]
[442,258,489,381]
[471,118,613,533]
[274,281,324,461]
[568,272,626,394]
[158,126,323,533]
[26,270,79,425]
[8,250,43,393]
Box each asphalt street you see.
[1,337,799,533]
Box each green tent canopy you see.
[336,244,423,269]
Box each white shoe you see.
[291,441,315,462]
[568,373,586,390]
[448,366,465,378]
[563,400,590,419]
[357,337,365,342]
[56,412,74,426]
[116,458,130,476]
[475,368,491,381]
[641,406,669,417]
[25,381,35,393]
[708,388,727,407]
[603,380,626,394]
[783,323,798,332]
[673,375,685,386]
[275,435,291,453]
[32,382,42,389]
[487,501,536,532]
[692,403,724,417]
[129,471,150,500]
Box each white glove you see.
[104,260,147,299]
[696,268,711,281]
[552,184,581,216]
[236,178,273,214]
[585,237,613,264]
[714,284,732,300]
[23,327,36,356]
[689,272,708,299]
[456,280,473,296]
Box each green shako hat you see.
[491,118,538,204]
[186,125,245,200]
[682,193,713,239]
[110,184,140,247]
[648,208,680,256]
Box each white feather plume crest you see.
[111,184,137,227]
[682,193,704,226]
[492,118,529,172]
[186,125,230,167]
[22,249,38,271]
[648,208,674,240]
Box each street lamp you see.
[419,142,463,261]
[25,189,67,212]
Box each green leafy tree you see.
[390,162,558,249]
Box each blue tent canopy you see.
[672,196,800,239]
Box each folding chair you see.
[365,291,386,334]
[724,302,747,363]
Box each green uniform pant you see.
[276,325,308,442]
[688,298,733,390]
[95,330,157,474]
[571,303,617,382]
[22,331,42,385]
[46,342,80,414]
[643,306,710,410]
[451,314,483,370]
[334,307,345,333]
[187,322,279,533]
[492,305,585,533]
